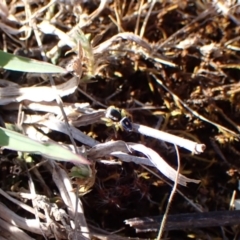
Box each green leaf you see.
[70,166,91,178]
[0,50,67,74]
[0,127,89,164]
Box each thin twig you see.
[157,144,180,239]
[134,0,144,35]
[139,0,156,38]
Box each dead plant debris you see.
[1,0,240,239]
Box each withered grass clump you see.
[1,0,240,239]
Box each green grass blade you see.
[0,50,67,73]
[0,127,89,164]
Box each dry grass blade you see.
[38,119,99,147]
[0,77,78,104]
[0,189,45,219]
[0,201,53,237]
[133,123,205,154]
[50,160,91,239]
[93,32,152,54]
[129,144,200,187]
[0,218,33,240]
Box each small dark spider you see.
[102,106,133,132]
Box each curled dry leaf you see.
[129,143,200,187]
[88,140,130,159]
[88,141,200,186]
